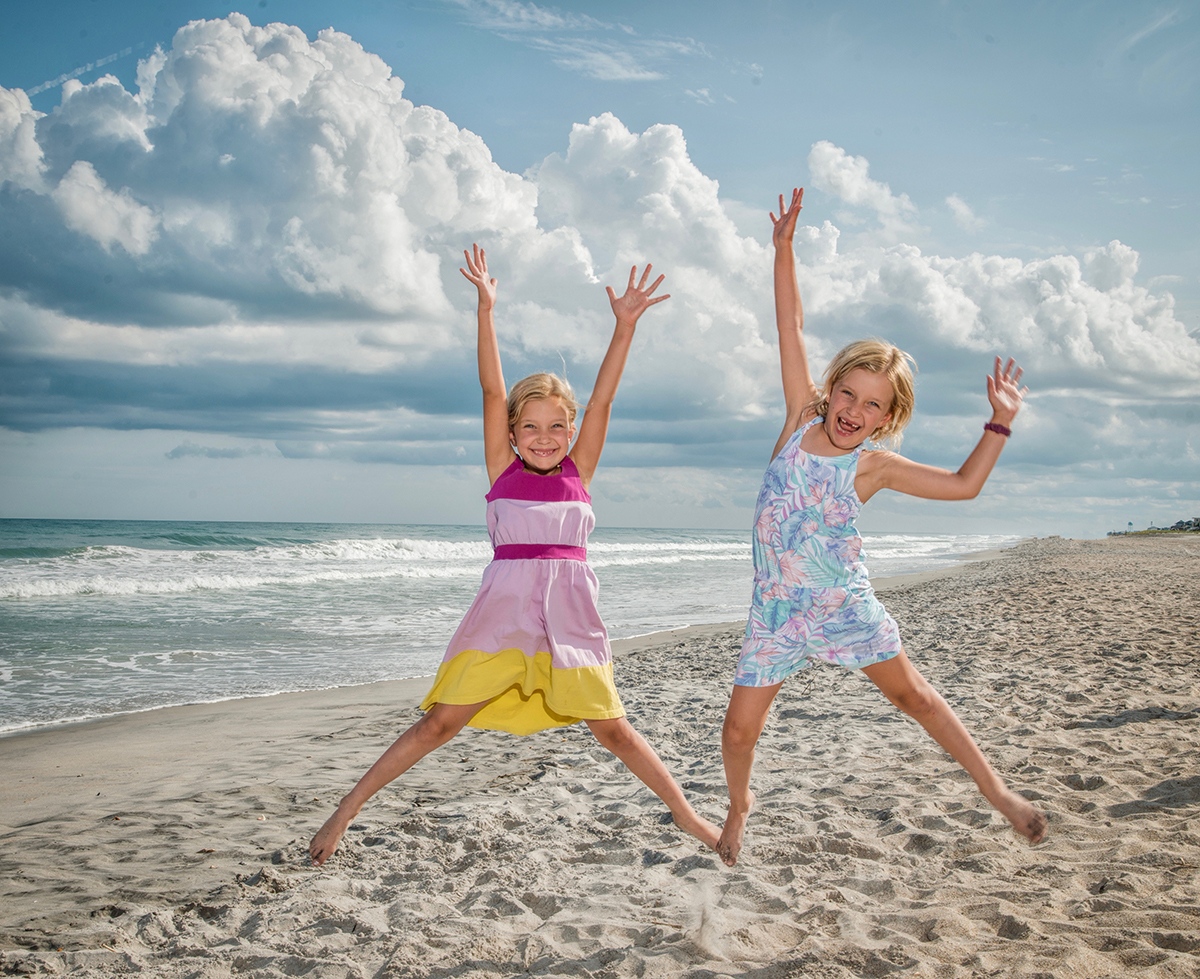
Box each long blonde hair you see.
[809,339,917,446]
[506,373,581,430]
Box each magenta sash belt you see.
[493,543,587,562]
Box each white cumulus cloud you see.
[945,193,985,232]
[0,86,46,191]
[807,140,920,240]
[51,160,159,255]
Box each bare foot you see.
[994,789,1047,844]
[671,808,723,854]
[309,800,358,866]
[716,791,755,866]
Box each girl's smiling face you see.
[824,367,894,450]
[511,396,575,473]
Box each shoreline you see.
[0,545,1018,743]
[3,534,1199,977]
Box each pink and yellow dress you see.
[419,456,625,735]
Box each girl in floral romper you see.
[717,188,1047,866]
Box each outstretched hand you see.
[771,187,804,249]
[607,263,670,326]
[460,243,497,309]
[986,357,1027,425]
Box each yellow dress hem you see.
[419,647,625,735]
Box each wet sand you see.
[2,534,1198,977]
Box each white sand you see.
[2,534,1199,977]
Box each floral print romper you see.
[735,417,903,687]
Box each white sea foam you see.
[588,540,746,553]
[590,552,747,569]
[251,537,493,563]
[0,534,497,599]
[0,564,483,599]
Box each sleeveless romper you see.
[735,417,902,687]
[419,456,625,734]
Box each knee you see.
[722,714,760,755]
[889,680,937,719]
[588,717,638,753]
[419,706,465,743]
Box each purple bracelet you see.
[984,422,1012,437]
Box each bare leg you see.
[717,682,784,866]
[861,650,1046,843]
[586,717,721,852]
[309,700,487,865]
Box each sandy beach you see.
[2,534,1198,978]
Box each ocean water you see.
[0,519,1020,734]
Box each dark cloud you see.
[0,353,478,435]
[165,440,272,459]
[275,440,478,466]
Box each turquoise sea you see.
[0,520,1020,734]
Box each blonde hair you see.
[810,339,917,446]
[506,373,581,430]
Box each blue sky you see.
[1,0,1197,537]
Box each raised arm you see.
[857,357,1027,503]
[569,264,669,486]
[770,188,820,460]
[460,244,513,485]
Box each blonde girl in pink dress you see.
[309,245,721,866]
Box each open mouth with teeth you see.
[832,415,862,440]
